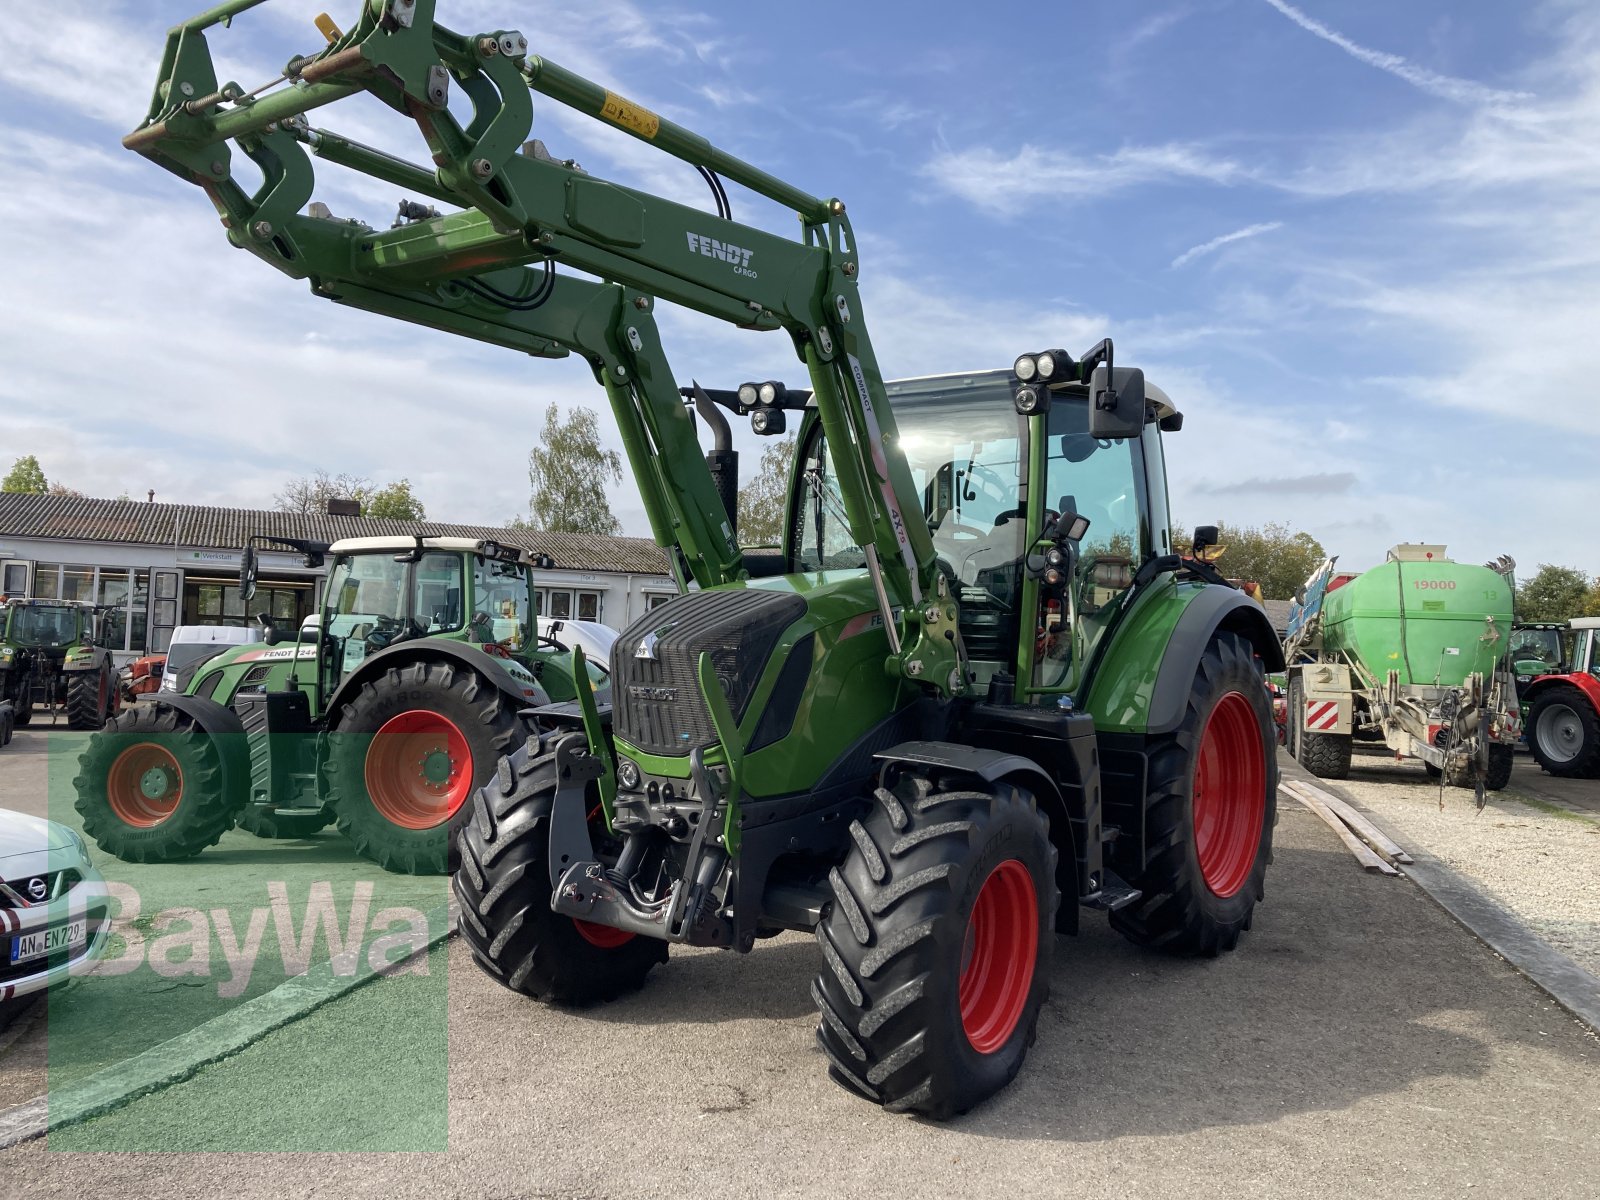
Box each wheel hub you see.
[418,746,456,789]
[1539,704,1581,763]
[139,765,177,800]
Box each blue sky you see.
[2,0,1596,577]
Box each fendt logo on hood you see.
[686,232,756,279]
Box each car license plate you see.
[9,920,87,965]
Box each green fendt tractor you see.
[0,599,120,730]
[75,534,599,874]
[124,1,1283,1117]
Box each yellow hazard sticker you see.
[600,91,660,139]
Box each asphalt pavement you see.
[4,744,1598,1198]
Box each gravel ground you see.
[1329,746,1600,976]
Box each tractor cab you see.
[785,366,1179,700]
[1507,622,1567,688]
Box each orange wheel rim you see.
[106,742,183,828]
[1193,690,1267,898]
[363,710,473,830]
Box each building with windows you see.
[0,493,674,664]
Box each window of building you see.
[536,588,604,623]
[28,563,152,652]
[645,592,676,610]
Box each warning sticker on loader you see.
[601,91,660,139]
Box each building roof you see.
[0,493,670,575]
[1262,598,1293,636]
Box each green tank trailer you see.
[1283,545,1518,793]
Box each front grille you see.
[611,588,806,756]
[0,868,81,908]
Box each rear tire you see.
[65,667,110,731]
[1527,687,1600,779]
[455,733,668,1004]
[812,770,1057,1119]
[73,704,238,862]
[1299,727,1352,780]
[1111,632,1275,957]
[1484,744,1514,791]
[324,660,523,875]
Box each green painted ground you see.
[40,731,450,1150]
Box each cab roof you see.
[882,367,1180,424]
[327,536,534,566]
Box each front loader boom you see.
[125,0,965,695]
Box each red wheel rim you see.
[1193,690,1267,898]
[363,711,473,830]
[573,918,635,948]
[106,742,183,828]
[958,859,1039,1054]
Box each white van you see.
[159,625,263,694]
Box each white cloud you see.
[1171,222,1283,269]
[1259,0,1534,109]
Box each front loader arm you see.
[124,0,964,695]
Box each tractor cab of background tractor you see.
[1507,622,1569,689]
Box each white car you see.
[159,624,263,694]
[0,809,111,1005]
[537,618,618,673]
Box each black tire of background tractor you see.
[455,734,668,1004]
[812,772,1057,1119]
[1286,676,1302,759]
[1299,727,1352,780]
[323,660,523,875]
[1484,744,1514,791]
[235,803,334,839]
[73,705,238,862]
[65,666,110,731]
[1527,687,1600,779]
[12,697,32,727]
[1110,632,1276,958]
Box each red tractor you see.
[1520,617,1600,778]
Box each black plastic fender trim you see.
[1146,588,1284,735]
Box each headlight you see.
[616,757,642,790]
[1013,354,1037,382]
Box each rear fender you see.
[1524,673,1600,713]
[324,639,549,722]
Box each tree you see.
[1516,564,1593,623]
[274,471,373,515]
[2,455,48,493]
[736,436,796,547]
[1174,519,1327,601]
[47,481,84,498]
[525,403,622,534]
[1584,579,1600,619]
[364,478,427,521]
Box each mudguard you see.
[323,637,551,720]
[1147,586,1284,735]
[875,740,1059,805]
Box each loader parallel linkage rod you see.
[123,0,964,696]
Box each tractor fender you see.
[1522,672,1600,713]
[875,739,1076,931]
[324,639,551,722]
[1147,586,1285,736]
[147,694,250,803]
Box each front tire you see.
[1484,743,1514,791]
[1111,632,1276,957]
[455,733,668,1003]
[1527,687,1600,778]
[73,704,238,862]
[813,771,1057,1119]
[323,660,523,875]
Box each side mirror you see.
[1191,525,1225,563]
[1088,366,1146,440]
[240,546,258,602]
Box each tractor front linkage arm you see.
[124,0,967,696]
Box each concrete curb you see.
[0,900,457,1149]
[1280,761,1600,1035]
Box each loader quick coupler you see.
[549,742,734,947]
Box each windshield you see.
[793,372,1027,671]
[7,605,82,648]
[473,558,532,652]
[1508,627,1563,669]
